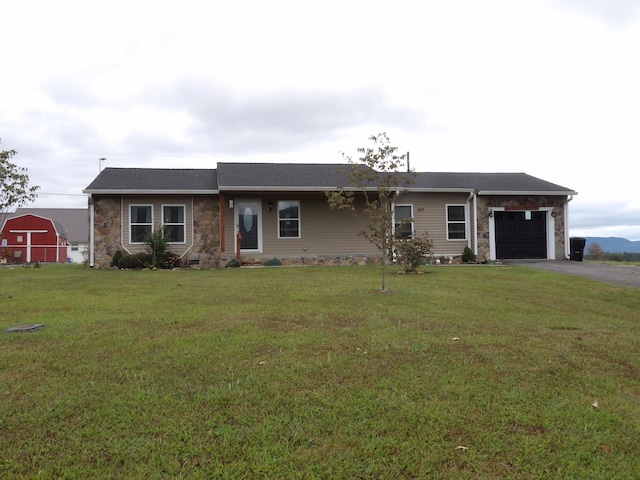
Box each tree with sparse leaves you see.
[0,150,40,231]
[326,133,414,292]
[586,241,604,260]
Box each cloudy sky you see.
[2,0,639,239]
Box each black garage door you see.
[495,211,547,259]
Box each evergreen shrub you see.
[111,249,123,267]
[264,258,282,266]
[225,258,241,268]
[118,252,153,269]
[462,246,476,263]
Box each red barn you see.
[1,213,69,264]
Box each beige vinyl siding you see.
[122,196,193,256]
[400,192,474,256]
[223,191,476,259]
[269,194,378,256]
[223,193,378,257]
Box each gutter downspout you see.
[467,190,476,254]
[390,192,397,263]
[564,195,574,260]
[220,193,225,252]
[391,189,404,262]
[88,194,95,268]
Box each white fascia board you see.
[406,188,474,193]
[82,189,219,195]
[219,186,379,192]
[478,190,577,196]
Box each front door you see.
[237,201,261,252]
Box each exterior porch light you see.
[228,199,234,209]
[488,208,493,217]
[267,200,273,212]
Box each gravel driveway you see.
[503,260,640,288]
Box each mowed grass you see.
[1,264,639,479]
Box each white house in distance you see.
[2,208,89,263]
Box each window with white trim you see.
[163,205,186,243]
[394,205,413,238]
[130,205,152,243]
[446,205,467,240]
[278,201,300,238]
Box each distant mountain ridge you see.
[584,237,640,253]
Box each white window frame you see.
[394,204,414,238]
[130,205,153,244]
[446,204,467,241]
[162,204,186,244]
[277,200,301,239]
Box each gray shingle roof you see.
[83,168,218,193]
[217,163,366,190]
[82,164,576,195]
[412,172,576,194]
[217,163,575,194]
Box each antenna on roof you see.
[99,158,106,173]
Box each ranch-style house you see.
[83,162,577,268]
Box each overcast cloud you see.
[1,0,639,239]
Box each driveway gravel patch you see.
[503,260,640,288]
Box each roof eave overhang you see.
[478,190,578,196]
[82,189,220,195]
[219,186,379,192]
[81,187,578,196]
[407,188,475,193]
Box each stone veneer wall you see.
[223,255,383,267]
[189,197,220,268]
[92,196,122,268]
[476,196,568,261]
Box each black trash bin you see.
[570,237,586,261]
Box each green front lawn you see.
[1,264,639,479]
